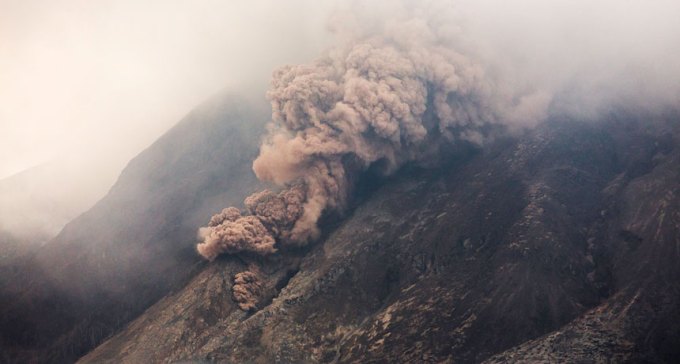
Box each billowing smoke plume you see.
[232,266,265,311]
[197,0,680,260]
[196,2,501,260]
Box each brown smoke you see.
[197,209,276,261]
[232,266,264,311]
[197,3,500,260]
[244,184,308,245]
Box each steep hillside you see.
[0,91,269,363]
[80,114,680,363]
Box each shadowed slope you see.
[80,115,680,363]
[0,91,268,363]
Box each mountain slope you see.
[80,114,680,363]
[486,135,680,363]
[0,91,269,363]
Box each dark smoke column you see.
[197,7,496,260]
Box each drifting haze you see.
[0,0,336,237]
[197,0,680,260]
[0,0,336,178]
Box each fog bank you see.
[0,0,337,237]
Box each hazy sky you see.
[1,0,679,239]
[3,0,680,181]
[2,0,680,180]
[0,0,336,179]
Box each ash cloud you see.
[198,1,494,258]
[232,266,265,311]
[197,0,680,260]
[196,187,307,260]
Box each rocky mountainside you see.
[0,92,269,363]
[79,114,680,363]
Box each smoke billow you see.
[197,2,501,259]
[232,266,265,311]
[197,212,276,260]
[197,0,680,260]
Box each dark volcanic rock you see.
[486,127,680,363]
[0,91,269,363]
[79,115,680,363]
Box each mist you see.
[457,0,680,119]
[337,0,680,121]
[0,0,337,238]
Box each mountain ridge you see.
[80,113,680,363]
[0,91,269,363]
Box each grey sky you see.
[0,0,336,179]
[2,0,679,179]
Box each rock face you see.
[79,115,680,363]
[0,92,268,363]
